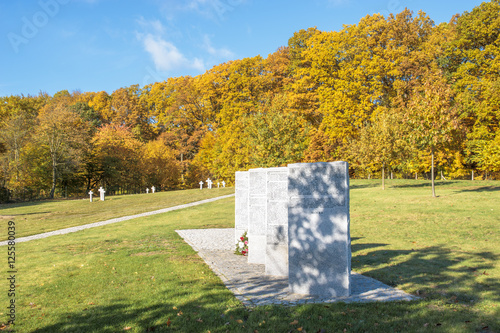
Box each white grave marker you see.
[98,187,105,201]
[88,190,93,202]
[199,181,204,190]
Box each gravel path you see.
[176,228,419,307]
[0,194,235,246]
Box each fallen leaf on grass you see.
[166,319,171,327]
[123,327,132,331]
[297,327,303,331]
[236,319,244,324]
[177,311,183,316]
[172,306,177,310]
[196,318,203,323]
[290,320,299,325]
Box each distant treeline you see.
[1,1,499,202]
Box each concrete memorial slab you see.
[287,161,351,297]
[265,167,289,276]
[234,171,249,244]
[248,168,267,264]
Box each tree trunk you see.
[382,163,385,190]
[472,170,474,181]
[50,158,57,199]
[431,147,436,197]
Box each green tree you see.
[245,94,310,168]
[349,110,402,189]
[443,0,500,176]
[36,96,89,199]
[92,124,143,193]
[403,72,464,196]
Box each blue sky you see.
[0,0,485,97]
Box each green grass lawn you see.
[0,187,235,241]
[0,179,498,332]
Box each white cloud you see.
[325,0,350,6]
[184,0,246,22]
[142,34,204,72]
[137,17,165,35]
[202,35,233,58]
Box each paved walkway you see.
[0,194,235,246]
[176,228,418,307]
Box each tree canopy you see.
[1,1,499,201]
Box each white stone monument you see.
[146,188,149,194]
[235,171,249,244]
[98,187,105,201]
[199,181,204,190]
[265,167,289,276]
[206,178,212,189]
[222,180,226,188]
[248,168,267,264]
[151,186,155,193]
[217,182,220,188]
[287,161,351,297]
[88,190,93,202]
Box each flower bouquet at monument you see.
[235,231,248,256]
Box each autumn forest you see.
[1,1,499,202]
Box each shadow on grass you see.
[459,186,500,193]
[30,280,244,333]
[2,211,51,217]
[350,183,381,190]
[353,245,500,305]
[28,270,500,333]
[389,181,462,189]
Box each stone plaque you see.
[248,168,267,264]
[287,161,351,297]
[235,171,249,244]
[265,167,288,276]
